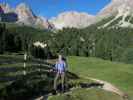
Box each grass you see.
[68,56,133,99]
[0,55,133,100]
[48,56,133,100]
[48,88,121,100]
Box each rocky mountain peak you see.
[98,0,133,18]
[0,3,13,13]
[15,3,37,26]
[50,11,95,29]
[16,3,28,9]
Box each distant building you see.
[0,5,18,22]
[0,6,4,21]
[1,12,18,22]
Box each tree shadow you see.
[0,68,104,100]
[66,71,80,79]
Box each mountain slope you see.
[98,0,133,18]
[96,0,133,28]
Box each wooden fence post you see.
[23,52,27,75]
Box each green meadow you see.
[48,56,133,100]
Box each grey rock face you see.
[50,11,95,29]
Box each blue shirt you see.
[55,60,66,73]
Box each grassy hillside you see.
[0,55,133,100]
[69,57,133,99]
[49,56,133,100]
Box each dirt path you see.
[82,76,129,100]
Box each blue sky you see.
[0,0,111,18]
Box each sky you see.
[0,0,111,18]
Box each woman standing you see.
[53,54,67,93]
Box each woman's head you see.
[57,53,66,61]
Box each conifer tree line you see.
[0,22,133,63]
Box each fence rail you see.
[0,56,54,89]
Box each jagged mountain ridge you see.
[51,0,133,29]
[15,3,54,29]
[15,3,37,26]
[0,3,96,29]
[0,3,53,29]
